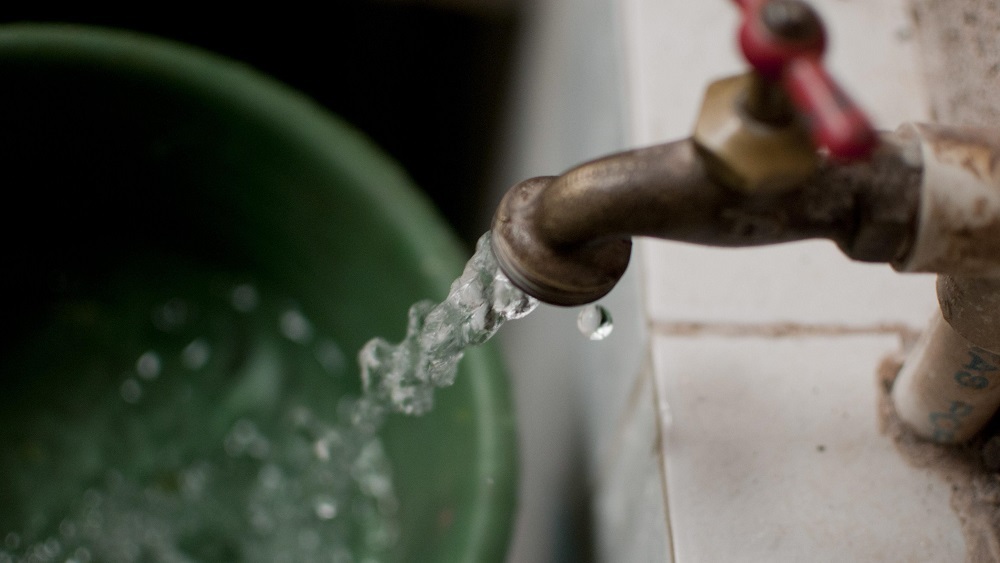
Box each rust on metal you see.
[693,73,819,193]
[491,132,922,305]
[938,275,1000,352]
[894,123,1000,277]
[922,125,1000,183]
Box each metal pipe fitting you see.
[893,277,1000,443]
[889,123,1000,443]
[491,130,922,306]
[892,123,1000,277]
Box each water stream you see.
[357,232,538,418]
[0,232,538,563]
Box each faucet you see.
[491,0,1000,444]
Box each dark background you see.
[0,5,599,561]
[3,2,522,248]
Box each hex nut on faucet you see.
[692,73,818,193]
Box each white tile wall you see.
[640,240,938,327]
[618,0,968,560]
[594,360,674,563]
[495,0,969,560]
[652,334,964,562]
[620,0,929,148]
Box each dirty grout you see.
[650,319,922,343]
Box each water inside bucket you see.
[0,232,537,563]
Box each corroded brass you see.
[491,135,921,305]
[693,73,818,193]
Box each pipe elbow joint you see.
[491,175,632,307]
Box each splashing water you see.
[356,232,538,417]
[0,231,537,563]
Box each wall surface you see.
[488,0,639,561]
[617,0,995,560]
[497,0,1000,561]
[911,0,1000,127]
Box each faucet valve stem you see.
[735,0,877,160]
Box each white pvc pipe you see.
[892,310,1000,443]
[893,122,1000,442]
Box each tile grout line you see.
[651,319,923,342]
[648,353,678,563]
[645,315,923,563]
[596,349,656,485]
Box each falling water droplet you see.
[577,304,613,340]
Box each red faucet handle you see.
[735,0,877,160]
[783,57,878,160]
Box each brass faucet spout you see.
[491,133,921,306]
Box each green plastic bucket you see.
[0,24,516,562]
